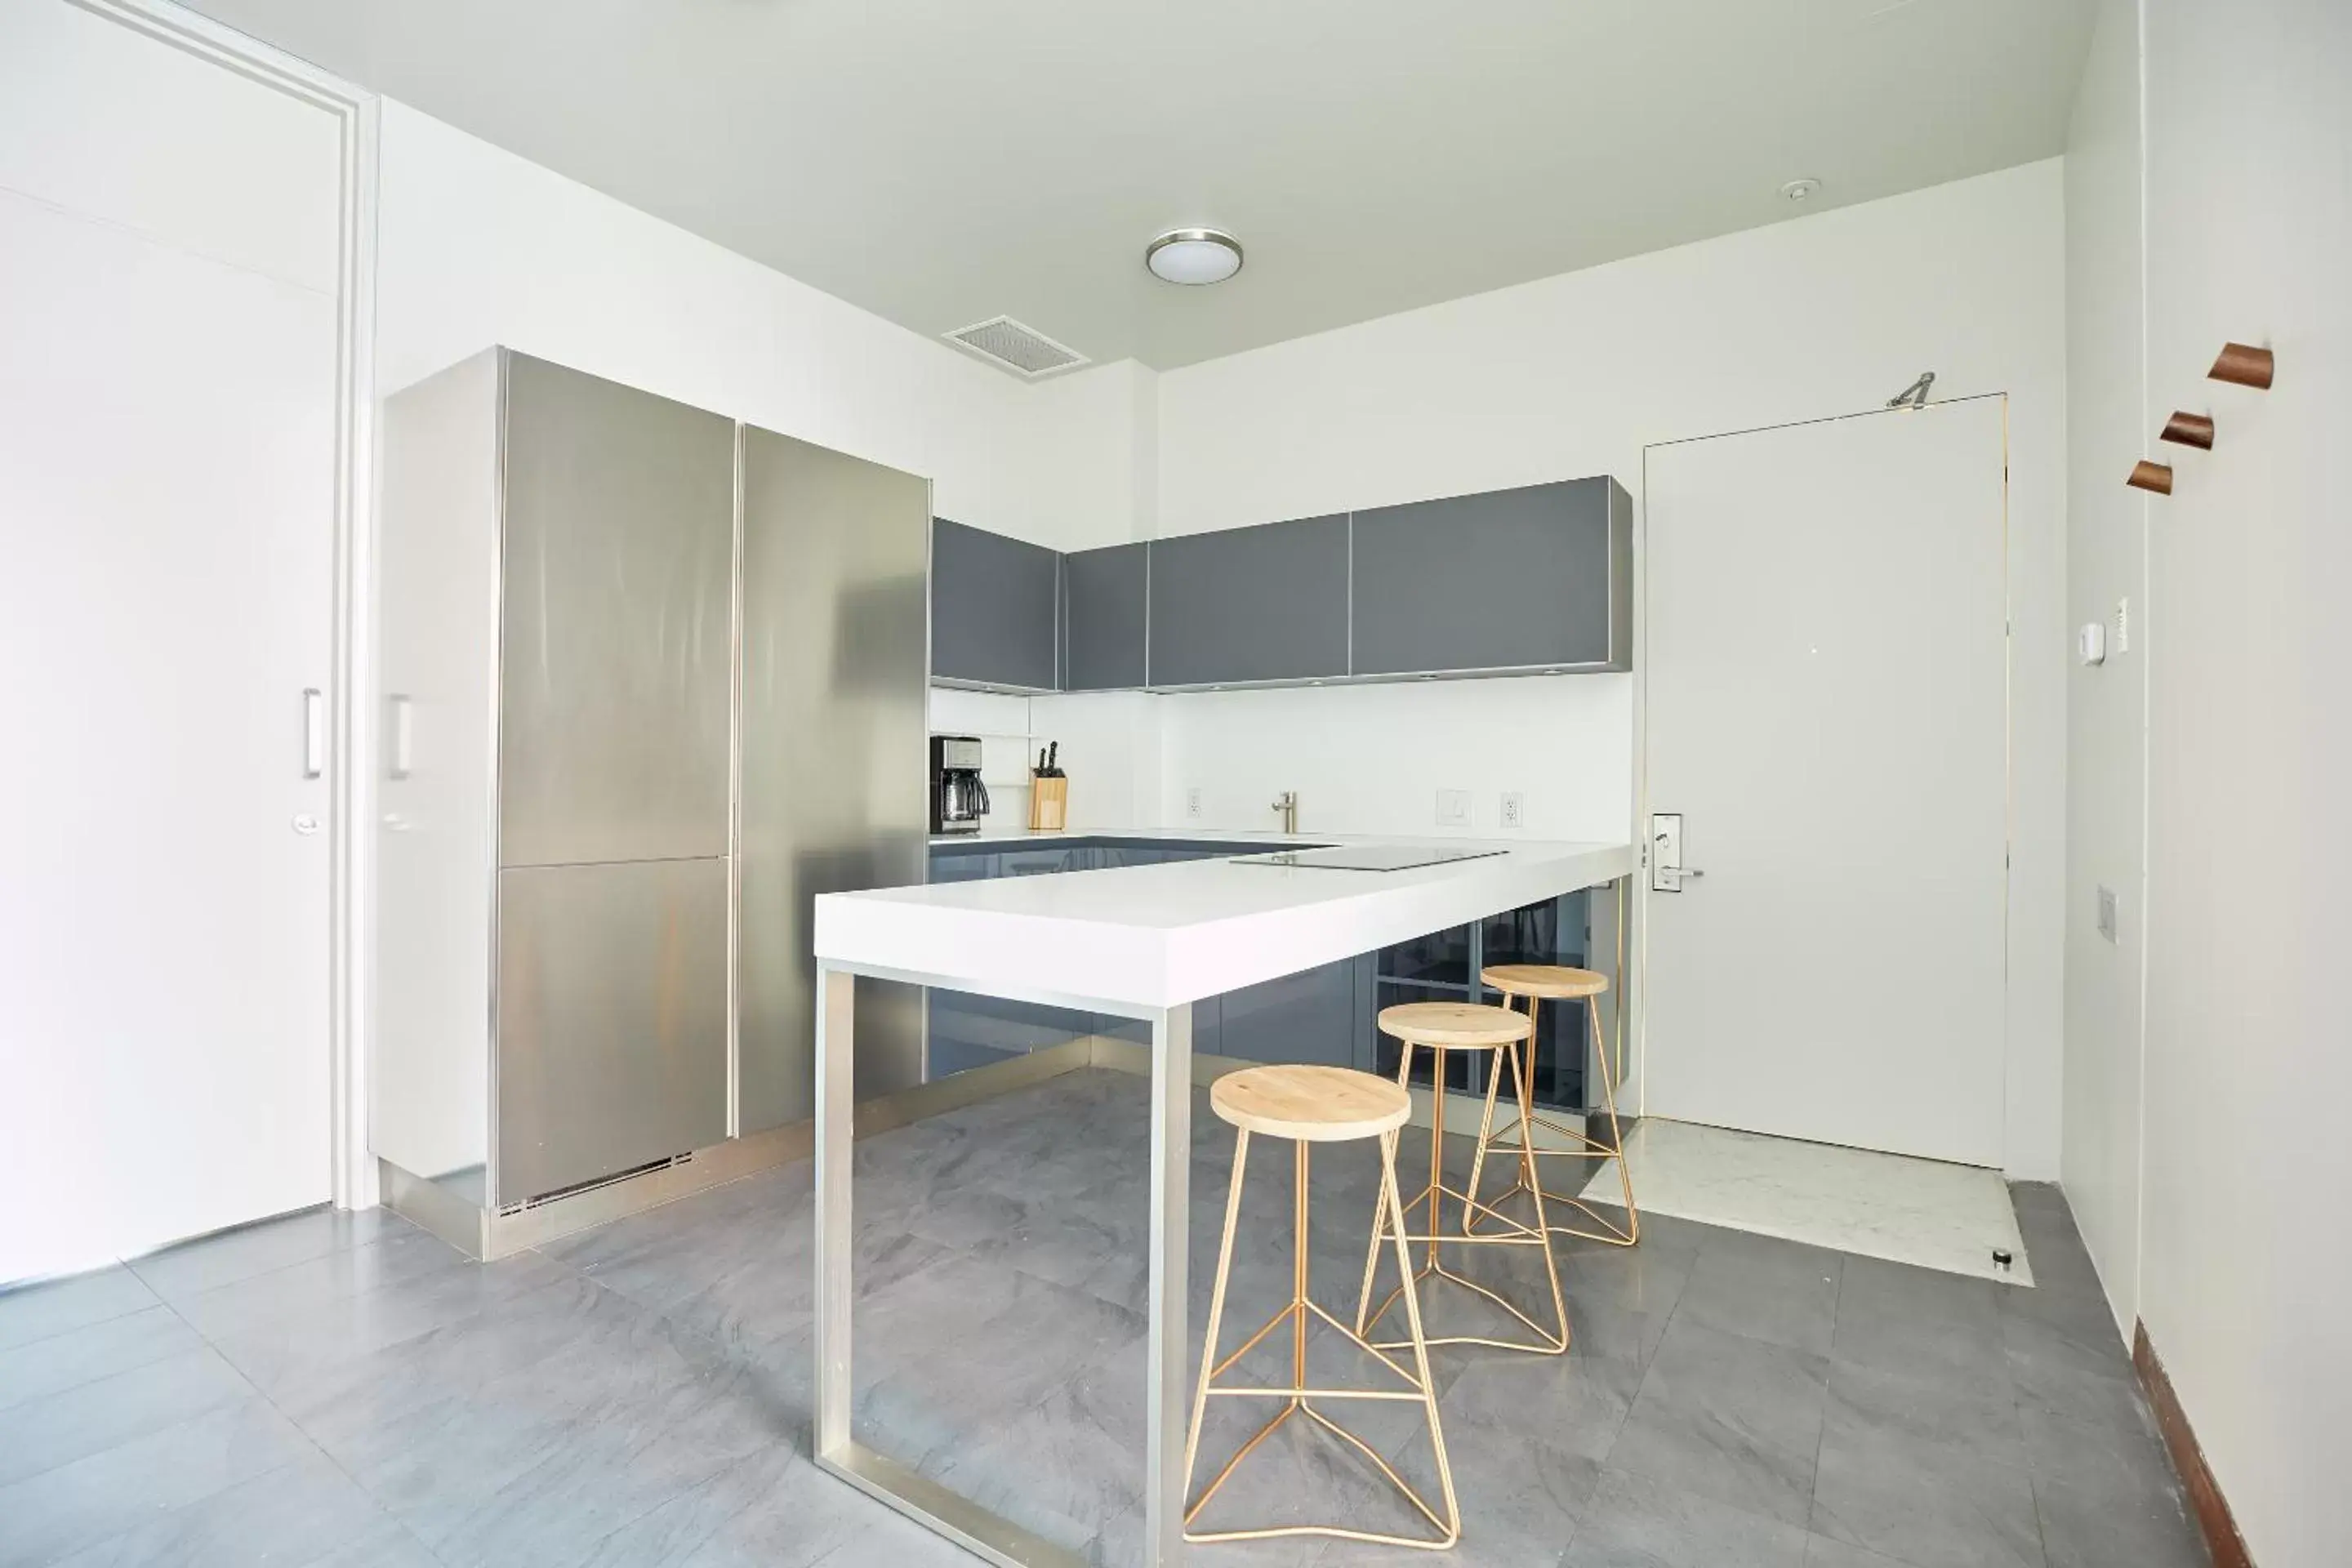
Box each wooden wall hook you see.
[2161,412,2216,449]
[2208,343,2274,390]
[2127,461,2174,496]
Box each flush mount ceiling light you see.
[1145,228,1244,285]
[1780,177,1823,203]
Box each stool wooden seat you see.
[1356,1003,1570,1358]
[1372,1000,1535,1049]
[1185,1065,1459,1550]
[1467,964,1639,1248]
[1209,1062,1412,1142]
[1480,963,1608,1000]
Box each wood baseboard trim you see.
[2133,1319,2255,1568]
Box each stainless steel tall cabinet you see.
[737,425,929,1128]
[374,348,928,1223]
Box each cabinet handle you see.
[388,694,413,779]
[301,688,325,779]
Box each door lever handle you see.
[1677,867,1705,879]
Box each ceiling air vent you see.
[944,315,1089,379]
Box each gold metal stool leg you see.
[1356,1040,1570,1356]
[1465,992,1642,1248]
[1183,1129,1460,1549]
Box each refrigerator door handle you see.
[388,693,414,779]
[301,688,326,779]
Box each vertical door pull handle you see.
[388,694,414,779]
[302,688,326,778]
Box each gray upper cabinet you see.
[1147,514,1350,688]
[929,475,1631,697]
[1348,477,1633,677]
[1060,541,1147,691]
[497,353,735,868]
[931,517,1059,692]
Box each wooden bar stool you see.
[1356,1002,1570,1357]
[1184,1064,1459,1551]
[1466,965,1639,1247]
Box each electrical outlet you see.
[1499,792,1525,829]
[1185,786,1202,819]
[1436,789,1471,826]
[2096,885,2119,944]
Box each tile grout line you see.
[125,1210,425,1328]
[1801,1257,1846,1545]
[160,1267,468,1568]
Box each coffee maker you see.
[929,735,988,834]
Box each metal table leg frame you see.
[813,969,1198,1566]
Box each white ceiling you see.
[187,0,2095,372]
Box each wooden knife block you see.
[1028,774,1068,831]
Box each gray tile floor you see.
[0,1069,2207,1568]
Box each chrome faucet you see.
[1271,791,1298,835]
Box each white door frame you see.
[1630,393,2014,1144]
[68,0,381,1209]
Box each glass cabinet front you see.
[1372,890,1593,1110]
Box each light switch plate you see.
[1436,789,1471,826]
[2096,884,2119,943]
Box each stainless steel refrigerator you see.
[373,349,926,1243]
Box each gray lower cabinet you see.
[1061,541,1147,691]
[928,848,997,882]
[1147,514,1350,687]
[996,847,1075,876]
[925,843,1084,1077]
[1349,477,1633,675]
[495,858,729,1204]
[1215,958,1365,1067]
[926,991,1096,1078]
[921,839,1374,1082]
[931,517,1059,692]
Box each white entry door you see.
[0,0,344,1279]
[1642,399,2008,1167]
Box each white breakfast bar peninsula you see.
[809,835,1636,1568]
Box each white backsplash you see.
[933,677,1631,841]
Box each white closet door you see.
[0,0,342,1279]
[1642,399,2010,1168]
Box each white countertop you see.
[817,835,1636,1013]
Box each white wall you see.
[374,103,1136,553]
[2058,0,2149,1339]
[2132,2,2352,1561]
[1152,163,2070,1176]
